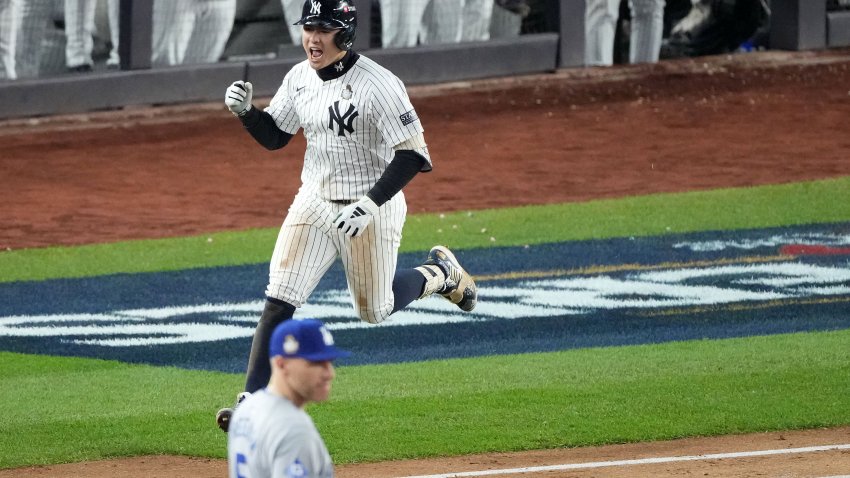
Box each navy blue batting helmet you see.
[295,0,357,51]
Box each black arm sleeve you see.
[238,107,294,151]
[366,150,430,207]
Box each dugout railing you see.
[0,0,845,120]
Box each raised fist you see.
[225,81,253,116]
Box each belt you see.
[329,199,356,205]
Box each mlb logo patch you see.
[285,458,307,477]
[399,110,418,126]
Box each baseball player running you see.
[216,0,478,432]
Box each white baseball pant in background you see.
[461,0,495,42]
[281,0,303,45]
[420,0,463,45]
[0,0,20,79]
[64,0,97,68]
[152,0,236,66]
[585,0,664,65]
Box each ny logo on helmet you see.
[310,0,321,14]
[328,101,358,136]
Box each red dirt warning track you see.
[2,50,850,249]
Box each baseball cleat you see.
[424,245,477,311]
[215,407,233,433]
[216,391,251,433]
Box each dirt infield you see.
[3,426,848,477]
[2,49,850,475]
[3,49,850,249]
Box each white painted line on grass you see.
[398,443,850,478]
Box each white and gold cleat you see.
[424,245,477,311]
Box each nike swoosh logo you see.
[296,86,306,92]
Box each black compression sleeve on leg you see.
[239,107,294,151]
[244,297,295,393]
[366,150,429,206]
[391,268,427,313]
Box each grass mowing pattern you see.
[320,330,850,462]
[2,176,850,283]
[0,353,232,467]
[1,329,848,468]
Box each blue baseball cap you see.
[269,319,351,362]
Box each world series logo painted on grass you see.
[1,259,849,345]
[1,224,849,369]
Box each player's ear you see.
[272,355,286,370]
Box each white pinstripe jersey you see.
[228,389,334,478]
[265,54,432,200]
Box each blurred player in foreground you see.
[228,319,349,478]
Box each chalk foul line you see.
[398,443,850,478]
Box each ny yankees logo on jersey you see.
[328,101,358,136]
[264,54,431,201]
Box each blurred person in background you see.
[151,0,236,66]
[459,0,530,43]
[586,0,665,65]
[661,0,768,58]
[380,0,426,47]
[489,0,529,39]
[13,0,62,78]
[64,0,98,72]
[281,0,305,44]
[446,0,531,43]
[105,0,119,67]
[420,0,463,45]
[459,0,494,42]
[380,0,464,47]
[0,0,20,79]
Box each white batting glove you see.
[333,197,379,238]
[225,81,253,116]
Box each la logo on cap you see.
[320,326,335,346]
[283,335,299,354]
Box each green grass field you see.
[1,176,849,469]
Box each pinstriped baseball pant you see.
[585,0,665,65]
[151,0,235,66]
[266,188,408,324]
[63,0,97,68]
[0,0,19,79]
[280,0,303,45]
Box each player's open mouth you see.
[310,48,323,59]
